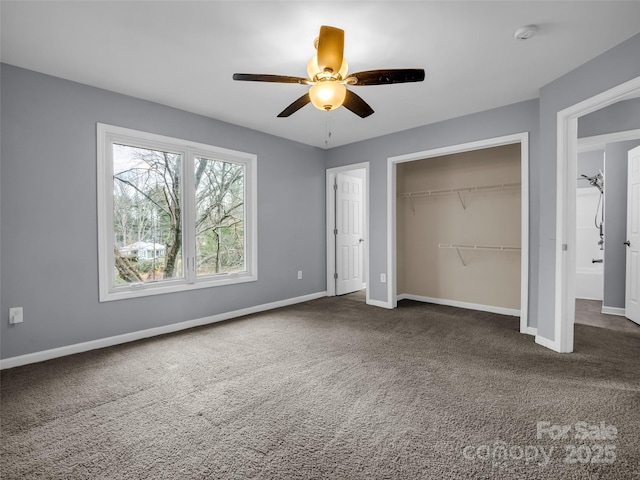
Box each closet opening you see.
[387,133,530,334]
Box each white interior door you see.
[336,173,364,295]
[626,146,640,324]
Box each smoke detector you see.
[514,25,538,40]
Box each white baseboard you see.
[601,305,626,316]
[0,291,327,370]
[535,334,564,353]
[521,325,537,336]
[397,293,520,317]
[366,298,394,309]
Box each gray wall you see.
[537,32,640,341]
[579,98,640,138]
[603,140,640,309]
[0,64,326,359]
[325,100,540,326]
[325,31,640,342]
[577,150,604,188]
[3,31,640,360]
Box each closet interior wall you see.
[397,144,521,311]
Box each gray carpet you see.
[2,294,639,479]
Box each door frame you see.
[554,75,640,353]
[386,133,530,334]
[625,145,640,324]
[577,130,640,312]
[326,162,370,299]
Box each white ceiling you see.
[2,1,640,149]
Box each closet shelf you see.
[439,243,521,267]
[399,182,520,211]
[438,243,521,251]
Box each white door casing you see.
[626,146,640,324]
[555,75,640,353]
[336,173,364,295]
[387,133,530,329]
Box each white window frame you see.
[97,123,257,302]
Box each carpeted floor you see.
[1,295,639,479]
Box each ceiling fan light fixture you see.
[338,58,349,79]
[232,24,425,118]
[307,55,321,79]
[307,55,348,81]
[309,80,346,111]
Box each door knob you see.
[359,238,365,243]
[624,241,631,247]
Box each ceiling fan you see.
[233,25,425,118]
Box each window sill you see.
[99,272,258,302]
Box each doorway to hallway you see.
[326,163,369,299]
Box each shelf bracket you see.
[455,247,467,267]
[408,193,415,214]
[457,191,466,210]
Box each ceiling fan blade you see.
[317,26,344,74]
[277,93,311,117]
[233,73,311,85]
[342,90,374,118]
[346,69,425,86]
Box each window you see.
[97,124,257,301]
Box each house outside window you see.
[97,124,257,301]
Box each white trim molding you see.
[387,133,530,333]
[0,291,326,370]
[326,163,371,304]
[97,123,258,302]
[578,128,640,153]
[366,298,395,309]
[555,75,640,354]
[601,306,626,317]
[397,294,520,317]
[535,334,560,352]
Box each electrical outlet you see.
[380,273,386,283]
[9,307,23,324]
[297,270,303,280]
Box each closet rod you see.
[398,182,520,198]
[438,243,521,251]
[439,243,520,266]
